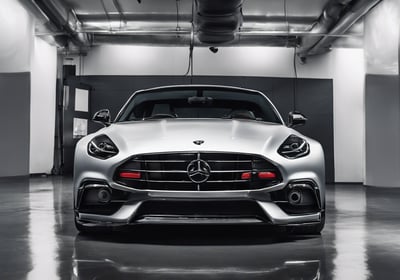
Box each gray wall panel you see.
[365,74,400,187]
[0,73,30,177]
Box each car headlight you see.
[88,135,119,159]
[278,135,310,159]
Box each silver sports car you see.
[74,85,325,234]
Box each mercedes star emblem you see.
[193,140,205,145]
[187,159,211,183]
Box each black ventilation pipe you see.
[195,0,244,45]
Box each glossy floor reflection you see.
[0,177,400,279]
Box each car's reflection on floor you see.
[72,225,324,280]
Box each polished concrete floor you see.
[0,177,399,279]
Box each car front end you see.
[73,85,325,234]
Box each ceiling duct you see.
[35,0,91,50]
[92,34,191,46]
[91,33,298,47]
[21,0,378,53]
[298,0,382,58]
[195,0,244,45]
[79,13,193,23]
[20,0,91,52]
[18,0,68,47]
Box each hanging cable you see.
[283,0,289,47]
[190,27,194,84]
[175,0,181,34]
[183,25,194,77]
[293,46,298,112]
[183,46,192,76]
[100,0,112,31]
[183,0,195,83]
[112,0,126,30]
[284,0,298,112]
[79,54,82,76]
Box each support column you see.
[364,0,400,187]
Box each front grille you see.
[115,152,282,191]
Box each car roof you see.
[133,84,264,95]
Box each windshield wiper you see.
[222,110,257,120]
[143,114,177,120]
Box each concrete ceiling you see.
[21,0,382,57]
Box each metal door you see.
[61,82,91,175]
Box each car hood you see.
[94,119,300,158]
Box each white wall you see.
[364,0,399,75]
[0,0,33,73]
[0,0,57,175]
[83,45,365,182]
[30,37,57,174]
[331,50,365,182]
[299,49,365,183]
[83,46,296,77]
[83,45,189,76]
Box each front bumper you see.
[75,181,323,227]
[77,201,321,226]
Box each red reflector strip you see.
[119,171,141,179]
[241,172,252,180]
[258,172,276,179]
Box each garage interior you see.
[0,0,399,279]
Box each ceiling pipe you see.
[29,0,91,51]
[22,0,373,52]
[78,13,316,26]
[78,13,192,22]
[68,25,361,39]
[297,0,355,56]
[79,19,316,34]
[304,0,382,56]
[18,0,68,47]
[298,0,382,58]
[91,33,298,47]
[92,34,191,46]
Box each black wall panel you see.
[67,75,334,182]
[0,73,30,177]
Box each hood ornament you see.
[193,140,205,145]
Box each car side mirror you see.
[288,111,307,128]
[93,109,111,127]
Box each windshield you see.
[116,87,282,124]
